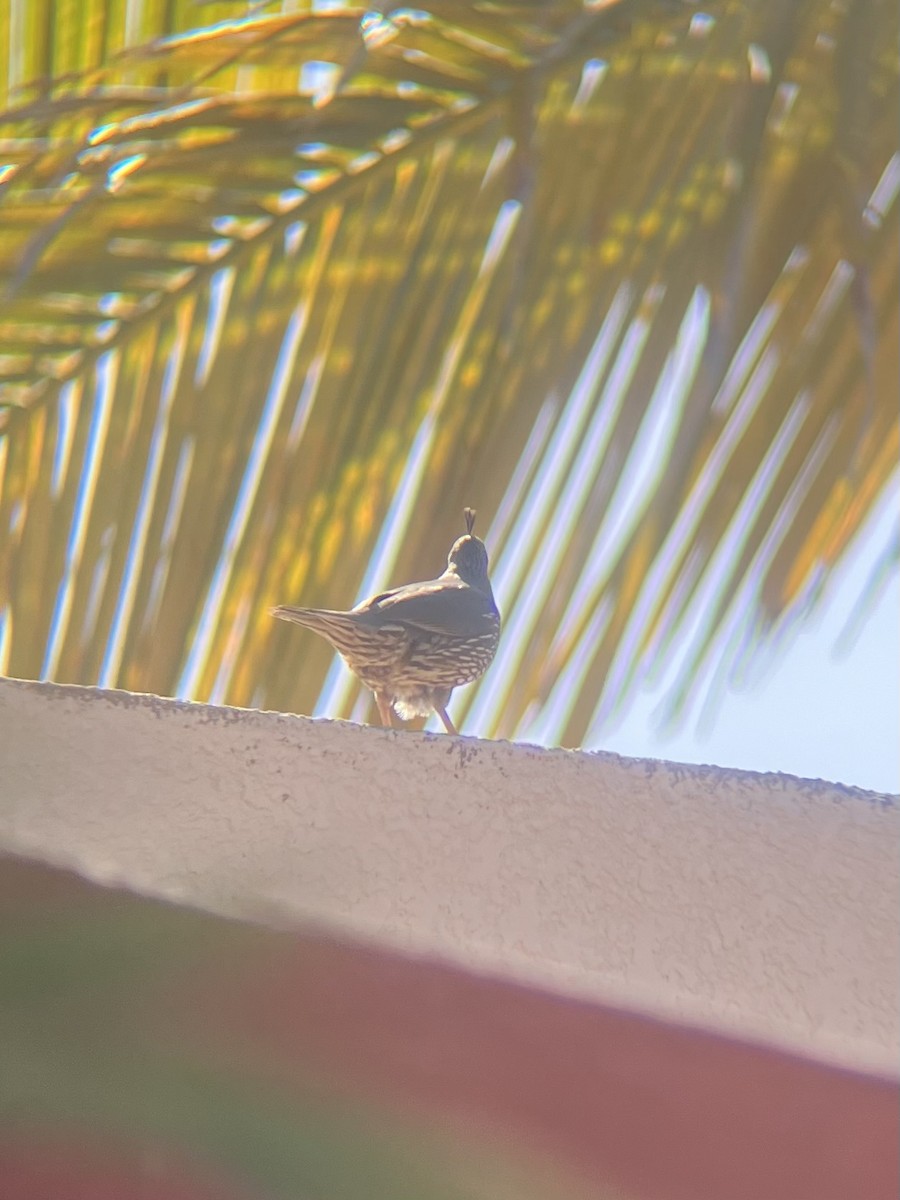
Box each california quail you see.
[271,508,500,734]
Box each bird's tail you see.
[270,605,361,654]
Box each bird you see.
[271,508,500,735]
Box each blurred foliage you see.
[0,856,599,1200]
[0,853,895,1200]
[0,0,896,742]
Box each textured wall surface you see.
[1,675,897,1074]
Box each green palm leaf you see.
[0,0,896,743]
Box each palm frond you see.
[0,0,896,743]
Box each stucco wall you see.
[1,675,897,1075]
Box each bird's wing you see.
[353,578,499,637]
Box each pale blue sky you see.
[598,496,899,794]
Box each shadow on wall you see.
[0,855,898,1200]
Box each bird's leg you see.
[434,704,458,736]
[375,691,394,729]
